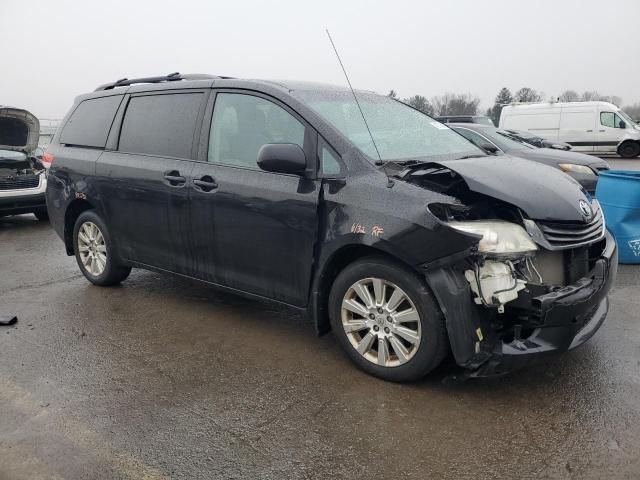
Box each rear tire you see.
[73,210,131,286]
[34,210,49,222]
[618,141,640,159]
[328,256,447,382]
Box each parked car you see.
[499,101,640,158]
[435,115,494,126]
[450,123,609,194]
[46,73,617,381]
[0,107,48,220]
[504,128,572,151]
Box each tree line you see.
[389,87,640,125]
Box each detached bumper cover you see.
[426,230,618,376]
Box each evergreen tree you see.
[488,87,513,125]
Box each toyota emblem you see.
[579,200,592,219]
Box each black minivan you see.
[46,73,617,381]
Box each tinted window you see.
[119,93,203,158]
[208,93,305,169]
[60,95,123,148]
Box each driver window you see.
[600,112,615,128]
[208,93,305,169]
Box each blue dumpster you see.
[596,170,640,264]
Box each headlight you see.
[449,220,538,255]
[558,163,595,175]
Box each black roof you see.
[93,72,357,95]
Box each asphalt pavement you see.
[1,160,640,479]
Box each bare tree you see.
[624,103,640,122]
[559,90,580,102]
[403,95,433,116]
[514,87,542,103]
[388,90,398,99]
[431,93,481,116]
[608,95,623,106]
[581,91,601,101]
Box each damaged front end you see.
[0,107,47,215]
[403,157,618,377]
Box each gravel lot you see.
[1,158,639,479]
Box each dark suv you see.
[46,73,617,381]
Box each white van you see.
[499,101,640,158]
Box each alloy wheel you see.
[77,221,107,276]
[340,277,422,367]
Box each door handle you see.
[193,175,218,192]
[164,170,186,186]
[599,130,605,132]
[586,129,593,132]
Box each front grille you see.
[537,208,604,249]
[0,174,40,191]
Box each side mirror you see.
[619,120,626,129]
[479,143,499,154]
[257,143,306,175]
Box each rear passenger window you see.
[60,95,123,148]
[119,93,203,158]
[208,93,305,169]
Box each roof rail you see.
[94,72,232,91]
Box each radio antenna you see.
[326,29,383,164]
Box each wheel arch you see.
[617,139,640,158]
[309,243,422,335]
[63,199,96,255]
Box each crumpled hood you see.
[510,147,609,168]
[435,156,593,222]
[0,107,40,153]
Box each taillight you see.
[42,151,55,168]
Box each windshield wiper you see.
[454,154,487,160]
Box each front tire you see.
[73,210,131,286]
[329,256,447,382]
[618,141,640,159]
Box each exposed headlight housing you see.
[558,163,595,175]
[449,220,538,255]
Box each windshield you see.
[294,90,482,161]
[617,109,636,126]
[482,128,535,151]
[476,117,495,126]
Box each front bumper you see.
[426,230,618,377]
[0,175,47,215]
[475,231,617,376]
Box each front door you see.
[596,110,625,153]
[189,91,321,306]
[96,91,206,273]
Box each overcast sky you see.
[1,0,638,119]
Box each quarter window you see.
[208,93,305,169]
[118,93,203,158]
[320,145,342,176]
[60,95,123,148]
